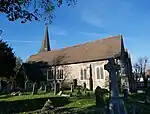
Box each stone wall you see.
[56,60,110,90]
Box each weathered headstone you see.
[146,81,150,103]
[73,79,77,89]
[83,82,87,94]
[11,81,16,90]
[32,83,38,95]
[44,85,51,93]
[123,88,128,99]
[40,81,46,91]
[71,83,74,92]
[54,83,60,95]
[95,86,105,108]
[83,82,86,89]
[77,86,82,97]
[104,58,127,114]
[25,80,34,92]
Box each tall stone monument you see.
[104,58,127,114]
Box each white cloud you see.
[50,26,68,36]
[79,31,109,38]
[5,40,41,43]
[80,32,101,37]
[81,10,104,28]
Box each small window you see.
[57,69,63,79]
[41,68,47,76]
[81,69,83,80]
[96,67,100,79]
[84,69,87,79]
[60,69,63,79]
[47,69,54,79]
[96,66,104,79]
[57,70,60,79]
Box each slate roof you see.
[27,35,124,65]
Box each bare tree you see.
[133,57,149,89]
[51,54,70,90]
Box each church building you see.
[26,26,133,91]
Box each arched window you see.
[96,67,100,79]
[60,69,63,79]
[100,67,104,79]
[84,69,87,79]
[81,69,83,80]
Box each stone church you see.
[26,26,133,91]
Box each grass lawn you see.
[0,92,54,102]
[0,91,150,114]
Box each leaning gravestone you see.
[25,80,34,92]
[32,83,38,95]
[95,86,105,108]
[104,58,127,114]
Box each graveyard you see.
[0,59,150,114]
[0,89,150,114]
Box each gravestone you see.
[44,85,51,93]
[73,79,77,89]
[104,58,127,114]
[40,81,46,91]
[123,88,128,99]
[25,80,34,92]
[71,83,74,92]
[11,81,16,90]
[83,82,86,89]
[54,83,60,95]
[146,81,150,103]
[95,86,105,108]
[83,82,87,94]
[32,83,38,95]
[77,86,82,97]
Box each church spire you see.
[39,25,51,52]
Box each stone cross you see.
[104,58,127,114]
[104,58,120,97]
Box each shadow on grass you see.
[0,96,70,113]
[0,94,12,99]
[54,105,106,114]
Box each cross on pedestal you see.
[104,58,127,114]
[104,58,120,97]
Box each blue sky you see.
[0,0,150,64]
